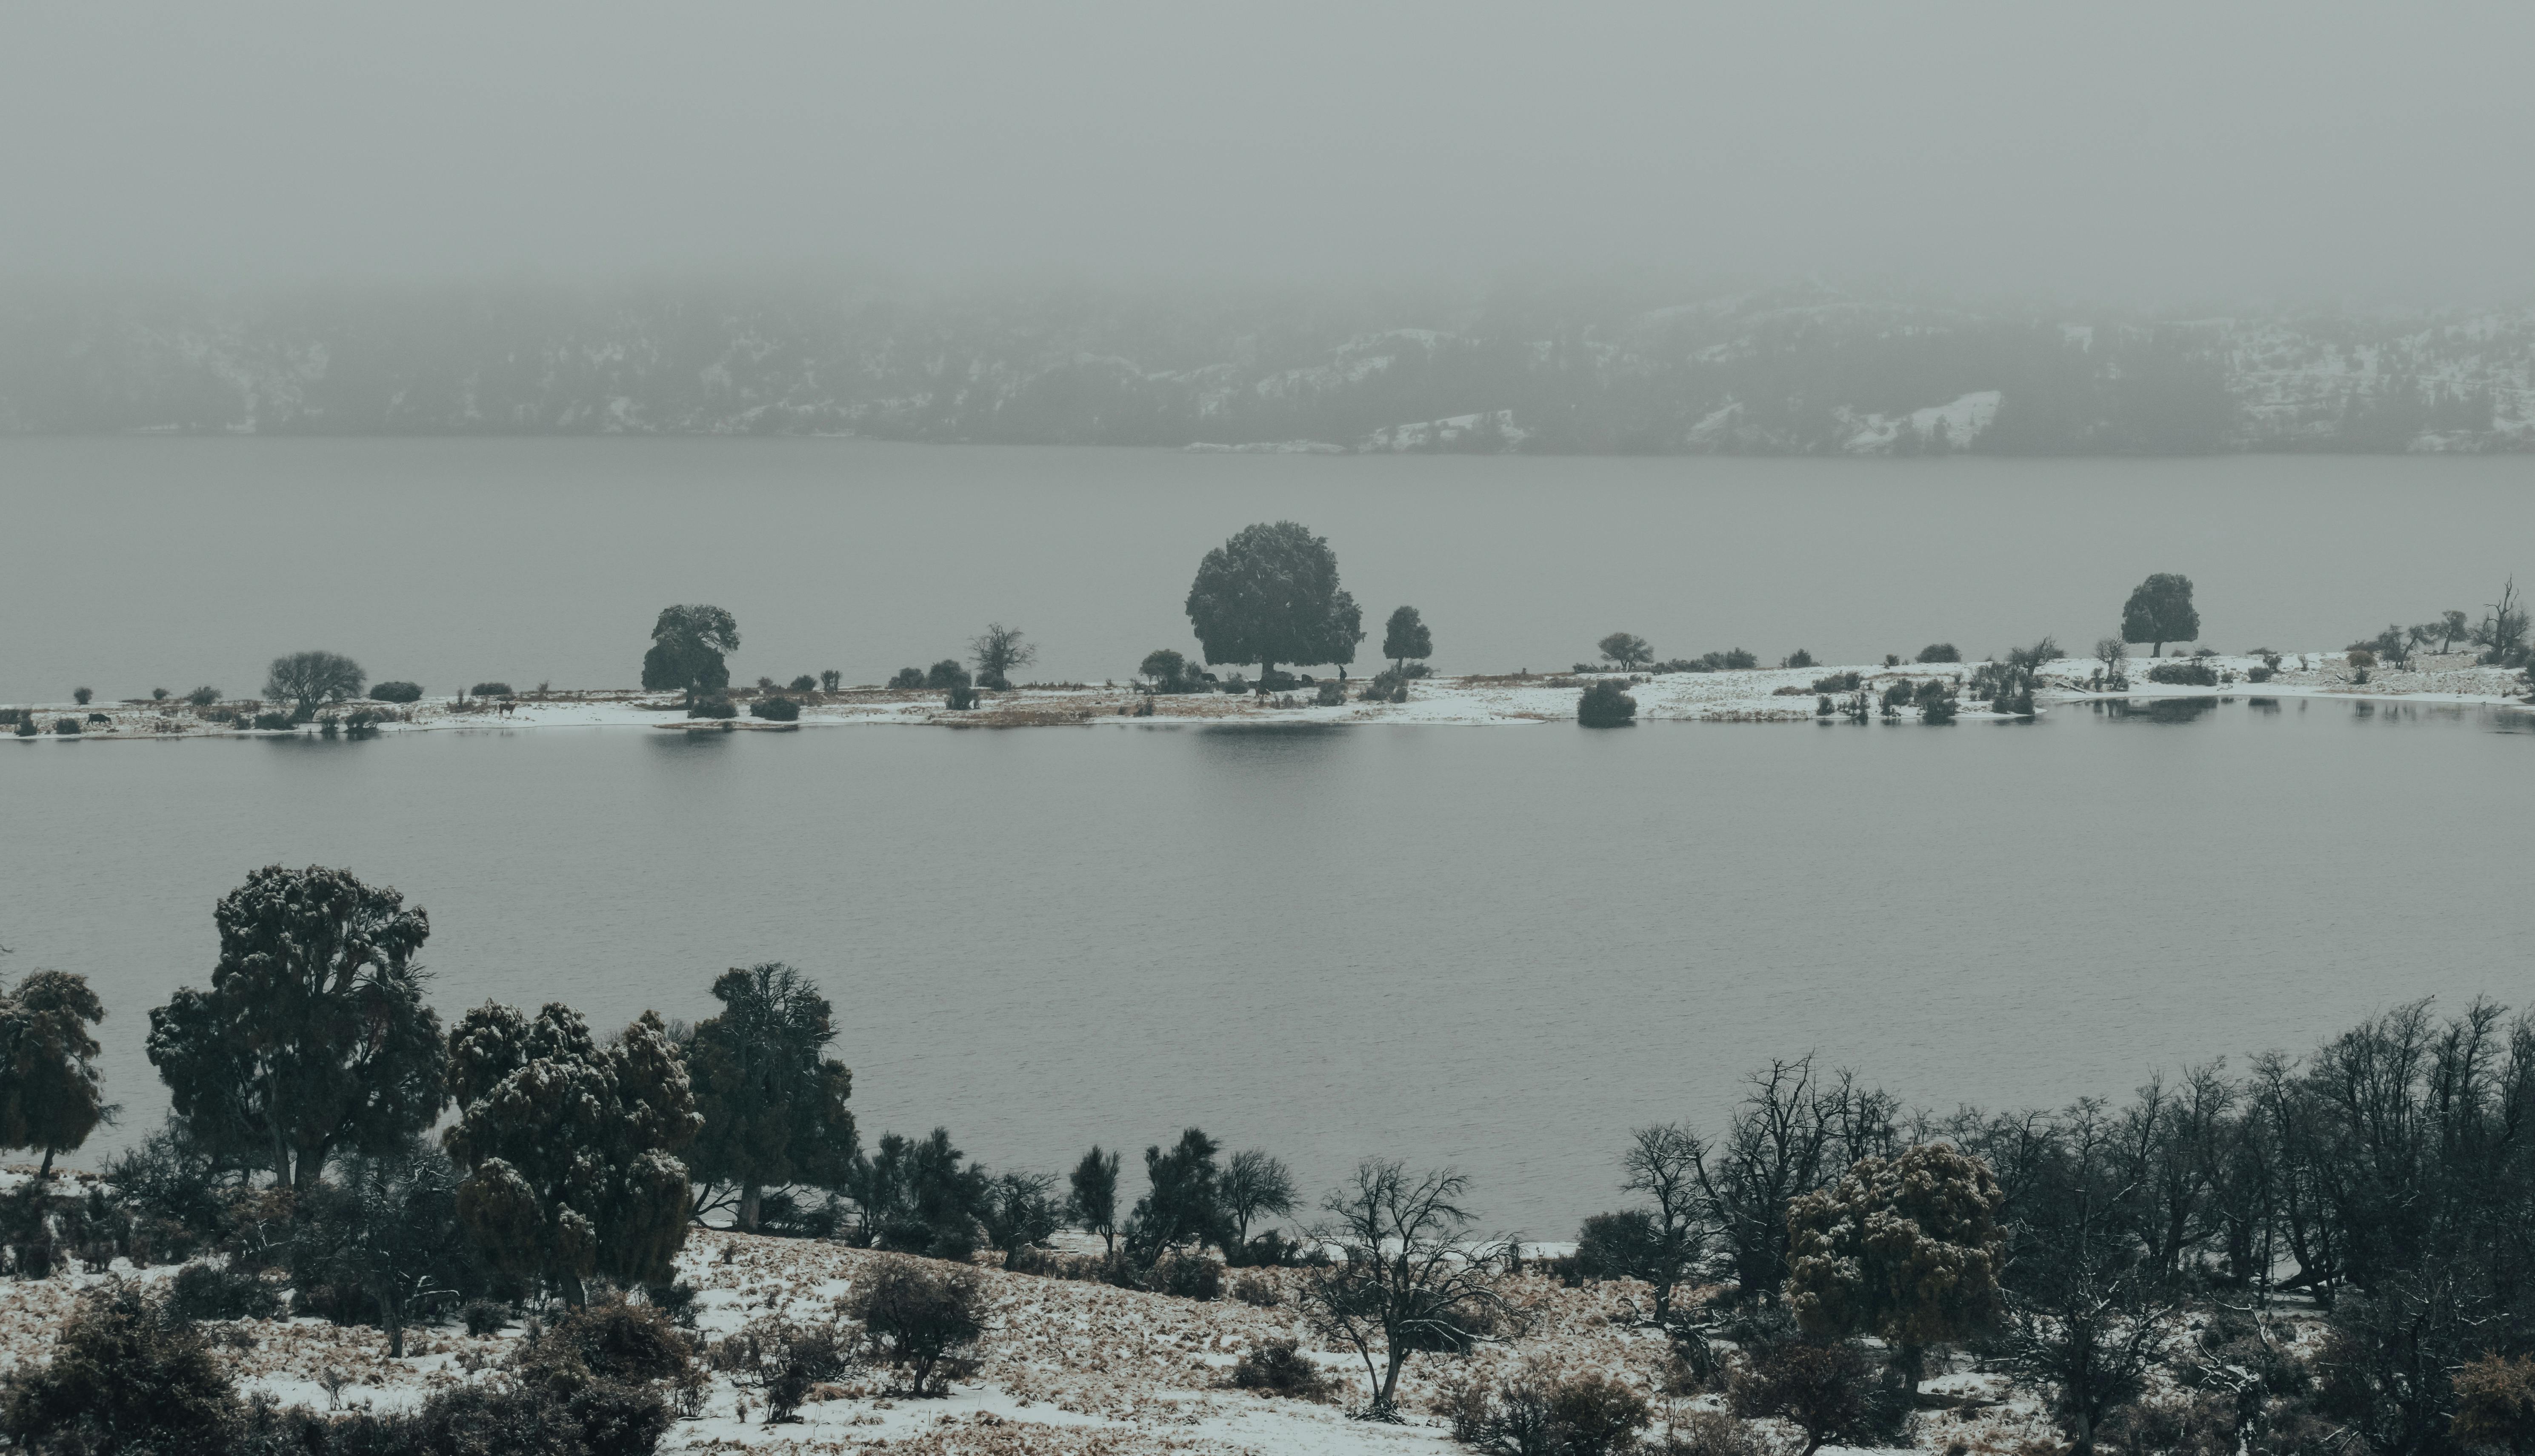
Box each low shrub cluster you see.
[1916,642,1962,662]
[2145,660,2219,686]
[369,681,424,703]
[887,667,926,689]
[1578,679,1637,728]
[1230,1337,1337,1402]
[1809,671,1861,693]
[748,697,800,721]
[1438,1362,1651,1456]
[251,711,293,731]
[469,682,514,697]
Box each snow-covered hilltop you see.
[6,284,2529,453]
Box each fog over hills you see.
[6,282,2529,454]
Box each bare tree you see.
[2092,637,2127,677]
[1220,1149,1298,1253]
[1619,1123,1710,1325]
[1695,1056,1896,1301]
[1298,1160,1528,1417]
[969,623,1037,689]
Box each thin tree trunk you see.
[37,1148,52,1179]
[740,1182,761,1233]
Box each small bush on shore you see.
[185,685,223,707]
[1578,680,1637,728]
[2145,660,2219,686]
[2246,666,2273,683]
[1917,642,1962,663]
[1315,680,1346,706]
[1783,649,1816,669]
[748,697,800,722]
[251,712,293,731]
[887,667,925,689]
[1809,671,1861,692]
[12,720,34,738]
[787,674,817,692]
[53,718,81,736]
[469,681,513,697]
[72,688,92,705]
[369,681,423,703]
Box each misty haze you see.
[3,7,2533,1456]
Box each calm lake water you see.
[7,698,2532,1233]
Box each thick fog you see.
[6,1,2532,304]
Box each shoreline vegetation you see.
[11,651,2532,741]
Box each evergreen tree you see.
[1184,522,1364,682]
[1381,605,1433,675]
[1786,1142,2007,1392]
[1126,1127,1225,1264]
[681,963,857,1233]
[2119,573,2199,657]
[442,1002,700,1304]
[146,865,446,1191]
[0,971,108,1179]
[1067,1145,1123,1253]
[639,604,740,708]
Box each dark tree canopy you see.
[1787,1142,2006,1390]
[2120,573,2199,656]
[1598,632,1652,668]
[0,971,108,1178]
[640,604,740,707]
[682,962,857,1232]
[146,865,446,1191]
[264,650,365,716]
[1382,605,1432,671]
[1127,1127,1226,1263]
[443,1002,701,1303]
[1067,1145,1123,1253]
[1184,521,1364,677]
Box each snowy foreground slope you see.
[0,1222,2166,1456]
[20,652,2530,742]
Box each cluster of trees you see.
[2349,582,2528,671]
[1570,1000,2535,1454]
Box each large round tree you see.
[1786,1141,2006,1393]
[2119,573,2199,657]
[682,962,857,1233]
[1184,522,1364,683]
[641,604,740,708]
[147,865,446,1191]
[443,1001,700,1304]
[0,971,109,1179]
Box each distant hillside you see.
[3,283,2528,453]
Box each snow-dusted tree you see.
[1124,1127,1226,1264]
[147,865,445,1191]
[0,971,108,1178]
[2120,573,2199,657]
[1597,632,1652,668]
[640,604,739,708]
[443,1001,700,1305]
[969,623,1036,690]
[681,962,856,1232]
[1066,1145,1122,1253]
[1299,1160,1526,1417]
[1381,605,1432,675]
[1184,521,1364,682]
[852,1256,987,1398]
[1786,1142,2006,1392]
[262,650,365,718]
[1219,1149,1298,1253]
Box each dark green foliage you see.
[185,685,223,707]
[847,1128,989,1259]
[1066,1146,1122,1253]
[1,1283,240,1455]
[969,623,1035,689]
[147,865,446,1191]
[1126,1127,1226,1265]
[2144,660,2218,685]
[0,970,108,1176]
[923,659,967,690]
[1916,642,1961,663]
[944,682,978,710]
[297,1139,478,1355]
[251,711,293,731]
[1574,1209,1659,1282]
[1314,679,1345,706]
[168,1260,283,1320]
[12,720,34,737]
[2121,573,2200,655]
[1921,692,1957,724]
[1784,648,1816,668]
[1577,679,1636,727]
[639,604,738,708]
[786,674,817,693]
[265,651,365,717]
[369,681,423,703]
[463,1299,507,1336]
[469,682,513,697]
[236,1378,669,1456]
[71,688,92,706]
[1152,1250,1224,1300]
[746,697,799,721]
[1881,681,1913,712]
[53,718,79,735]
[1809,671,1860,692]
[850,1255,988,1398]
[443,1003,700,1305]
[1597,632,1652,668]
[682,963,856,1233]
[1219,1149,1297,1253]
[887,667,924,688]
[1786,1142,2005,1390]
[980,1171,1061,1261]
[100,1117,229,1248]
[1728,1337,1892,1456]
[515,1298,697,1391]
[1455,1366,1652,1456]
[1382,605,1432,672]
[712,1312,850,1422]
[1229,1337,1336,1401]
[1184,521,1364,678]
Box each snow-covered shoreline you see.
[10,652,2526,744]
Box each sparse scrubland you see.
[0,862,2527,1456]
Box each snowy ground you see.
[4,1206,2164,1456]
[15,651,2528,743]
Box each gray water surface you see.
[6,699,2529,1233]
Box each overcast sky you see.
[6,2,2530,304]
